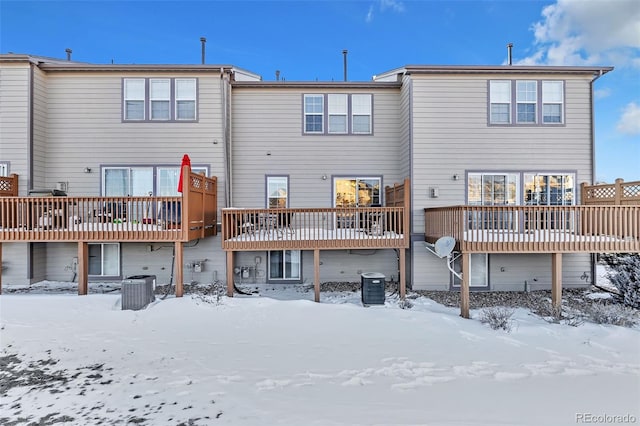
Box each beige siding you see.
[32,67,48,189]
[43,71,226,205]
[0,62,30,193]
[410,74,594,234]
[231,86,403,208]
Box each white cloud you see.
[365,0,405,23]
[517,0,640,68]
[616,102,640,136]
[594,87,611,100]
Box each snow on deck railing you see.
[424,205,640,253]
[222,207,408,251]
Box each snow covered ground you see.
[1,282,639,426]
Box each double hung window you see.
[489,80,564,125]
[542,81,564,123]
[304,94,373,134]
[304,95,324,133]
[123,78,197,122]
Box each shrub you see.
[479,306,515,332]
[587,303,638,327]
[602,253,640,309]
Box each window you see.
[524,173,574,206]
[489,80,564,126]
[542,81,564,123]
[88,243,120,277]
[150,79,170,120]
[489,81,511,124]
[268,250,301,281]
[124,79,145,120]
[467,173,519,206]
[516,80,537,123]
[303,94,373,135]
[328,94,347,134]
[0,163,8,177]
[103,165,207,197]
[352,94,372,134]
[123,78,197,122]
[176,79,196,120]
[304,94,324,133]
[452,254,489,288]
[267,176,288,208]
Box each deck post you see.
[551,252,562,315]
[175,241,184,297]
[226,251,234,297]
[399,248,406,299]
[460,252,470,319]
[77,242,88,295]
[0,242,3,294]
[314,249,320,302]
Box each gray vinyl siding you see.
[32,67,48,190]
[1,244,30,286]
[412,251,592,291]
[398,75,412,180]
[409,74,594,235]
[234,249,399,285]
[231,86,403,208]
[0,62,30,193]
[42,71,225,204]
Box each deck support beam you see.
[551,252,563,315]
[460,252,470,319]
[77,242,88,295]
[399,248,406,299]
[226,251,234,297]
[314,249,320,302]
[175,241,184,297]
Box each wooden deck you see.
[222,178,411,301]
[424,179,640,318]
[0,167,217,295]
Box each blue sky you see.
[1,0,638,183]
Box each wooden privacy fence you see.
[582,179,640,205]
[0,174,19,197]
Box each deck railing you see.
[0,174,19,197]
[424,205,639,253]
[222,207,408,251]
[581,179,640,206]
[0,167,217,243]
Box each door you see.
[468,173,518,230]
[334,177,381,208]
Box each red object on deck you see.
[177,154,191,193]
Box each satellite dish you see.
[434,236,455,258]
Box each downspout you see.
[589,69,605,289]
[220,68,232,207]
[28,62,35,282]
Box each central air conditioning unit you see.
[122,275,156,310]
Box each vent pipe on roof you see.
[507,43,513,66]
[343,49,348,81]
[275,70,280,81]
[65,48,72,61]
[200,37,207,64]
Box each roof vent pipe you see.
[65,48,72,61]
[342,49,348,82]
[200,37,207,64]
[507,43,513,66]
[276,70,280,81]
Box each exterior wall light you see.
[84,167,92,173]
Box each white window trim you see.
[516,80,538,124]
[123,78,197,122]
[304,94,324,134]
[351,94,372,134]
[328,94,348,134]
[488,80,564,126]
[149,78,171,121]
[124,78,146,121]
[88,243,121,277]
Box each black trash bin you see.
[361,272,385,305]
